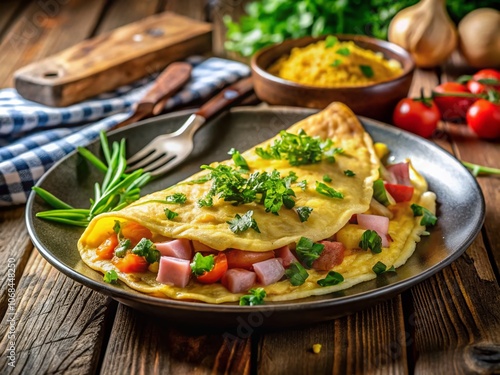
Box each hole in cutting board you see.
[43,71,59,78]
[146,28,164,37]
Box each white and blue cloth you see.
[0,57,250,206]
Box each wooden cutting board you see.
[13,12,212,107]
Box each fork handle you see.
[195,77,254,120]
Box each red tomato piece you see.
[432,82,478,121]
[466,99,500,139]
[113,253,149,273]
[226,249,275,270]
[384,183,414,202]
[96,234,118,260]
[392,98,440,138]
[197,253,228,284]
[467,69,500,94]
[311,241,345,271]
[121,222,153,247]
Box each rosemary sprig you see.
[34,131,151,227]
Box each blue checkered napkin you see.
[0,57,250,206]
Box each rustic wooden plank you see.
[100,304,251,374]
[257,297,408,374]
[94,0,161,34]
[0,249,116,374]
[0,0,107,87]
[163,0,207,21]
[411,238,500,374]
[0,0,30,42]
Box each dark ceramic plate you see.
[26,107,485,328]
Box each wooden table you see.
[1,1,499,374]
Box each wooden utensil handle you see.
[195,77,254,120]
[138,62,192,115]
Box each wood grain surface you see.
[0,1,499,375]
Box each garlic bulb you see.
[458,8,500,68]
[388,0,458,68]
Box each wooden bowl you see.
[251,35,415,121]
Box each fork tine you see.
[149,156,185,176]
[127,150,166,171]
[127,146,158,165]
[141,154,175,173]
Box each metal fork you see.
[126,77,254,176]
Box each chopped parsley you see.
[359,230,382,254]
[295,237,324,268]
[325,35,338,48]
[165,193,187,204]
[114,238,131,258]
[131,238,160,264]
[336,47,350,56]
[330,59,342,67]
[315,181,344,199]
[359,65,374,78]
[296,206,313,222]
[411,204,437,227]
[113,220,121,235]
[190,252,215,276]
[298,180,308,190]
[164,208,178,220]
[103,270,119,284]
[228,148,249,171]
[227,210,261,234]
[323,174,332,182]
[317,271,344,287]
[344,170,355,177]
[285,262,309,286]
[239,288,266,306]
[372,261,396,274]
[255,129,338,166]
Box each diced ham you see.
[274,245,298,267]
[155,238,192,260]
[253,258,285,286]
[312,241,345,271]
[357,213,390,247]
[386,162,411,186]
[221,268,256,293]
[156,256,191,287]
[226,249,275,270]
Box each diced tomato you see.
[384,183,414,202]
[274,245,298,268]
[312,241,345,271]
[96,234,118,260]
[113,253,149,273]
[197,253,228,284]
[121,222,153,246]
[226,249,275,270]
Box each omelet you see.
[78,102,436,304]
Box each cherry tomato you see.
[432,82,477,121]
[96,234,118,260]
[466,69,500,94]
[226,249,275,270]
[384,183,414,202]
[392,98,441,138]
[196,253,228,284]
[120,222,153,247]
[113,253,149,273]
[466,99,500,139]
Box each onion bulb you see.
[458,8,500,68]
[388,0,458,68]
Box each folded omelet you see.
[78,102,436,303]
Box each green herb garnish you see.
[190,253,215,276]
[228,148,250,171]
[298,180,308,190]
[411,204,437,227]
[103,270,119,284]
[359,65,374,78]
[239,288,266,306]
[359,230,382,254]
[227,210,261,234]
[165,193,187,204]
[164,208,179,220]
[325,35,338,48]
[295,237,324,268]
[114,239,131,258]
[336,47,350,56]
[323,174,332,182]
[372,179,394,206]
[344,170,355,177]
[372,261,396,274]
[317,271,344,287]
[296,206,313,222]
[285,262,309,286]
[330,59,342,67]
[131,238,160,264]
[315,181,343,199]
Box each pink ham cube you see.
[156,256,191,287]
[274,245,298,267]
[253,258,285,286]
[221,268,256,294]
[155,238,192,259]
